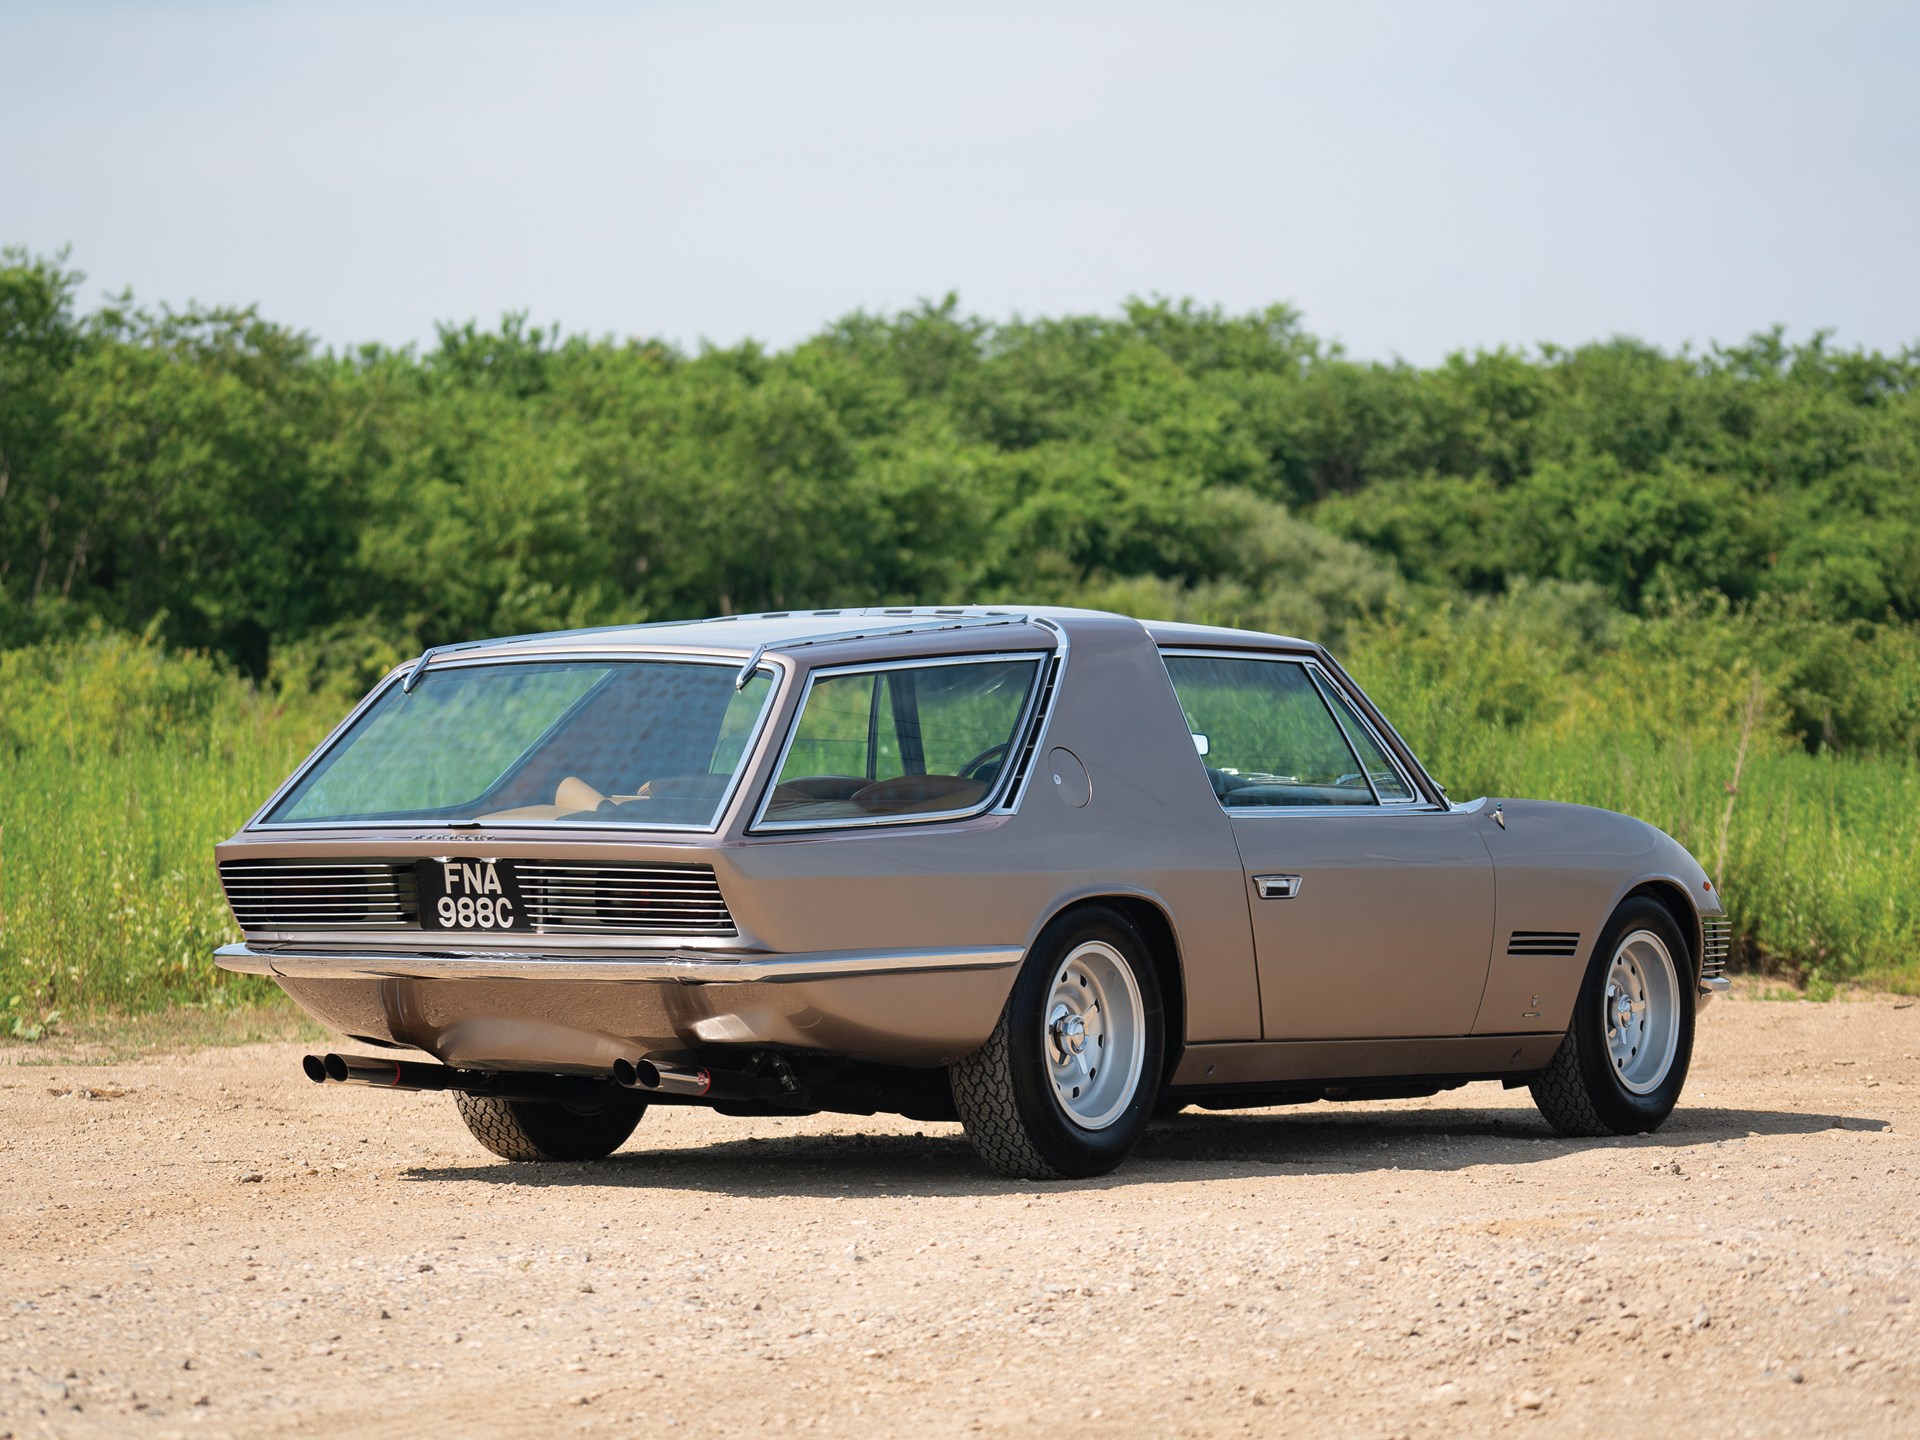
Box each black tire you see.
[453,1089,646,1162]
[1530,897,1696,1137]
[950,906,1165,1180]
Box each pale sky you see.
[4,1,1917,362]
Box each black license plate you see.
[416,858,530,932]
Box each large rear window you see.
[264,660,774,829]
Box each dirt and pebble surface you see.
[4,993,1918,1438]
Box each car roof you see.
[428,606,1318,666]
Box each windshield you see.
[264,660,775,829]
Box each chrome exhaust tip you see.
[299,1052,619,1104]
[613,1056,713,1096]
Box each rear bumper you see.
[214,942,1022,1070]
[215,941,1020,984]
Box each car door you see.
[1161,652,1496,1041]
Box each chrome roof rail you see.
[406,609,1046,693]
[735,613,1039,688]
[754,613,1035,660]
[734,644,769,691]
[401,645,440,694]
[400,617,711,691]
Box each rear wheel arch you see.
[1034,893,1187,1086]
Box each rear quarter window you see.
[760,657,1041,826]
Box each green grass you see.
[0,632,340,1028]
[1347,604,1920,993]
[0,998,325,1063]
[3,617,1916,1040]
[1434,732,1920,993]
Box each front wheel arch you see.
[1621,879,1704,987]
[1529,895,1697,1137]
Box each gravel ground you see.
[4,992,1917,1439]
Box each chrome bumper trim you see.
[216,946,277,976]
[214,941,1023,985]
[1698,976,1731,995]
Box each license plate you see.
[416,858,530,932]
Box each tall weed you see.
[0,631,337,1023]
[1346,597,1920,990]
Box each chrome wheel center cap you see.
[1607,984,1633,1034]
[1049,1007,1088,1056]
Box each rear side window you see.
[1161,655,1375,808]
[760,657,1042,826]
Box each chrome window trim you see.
[1306,661,1385,805]
[1157,647,1444,818]
[996,616,1071,815]
[1315,650,1450,807]
[1304,662,1423,806]
[246,652,784,836]
[748,650,1052,834]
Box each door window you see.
[1162,655,1375,809]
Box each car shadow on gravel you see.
[398,1103,1886,1197]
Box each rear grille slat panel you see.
[221,858,737,938]
[998,654,1062,811]
[219,859,415,931]
[517,862,737,936]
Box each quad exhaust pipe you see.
[302,1052,623,1105]
[301,1051,777,1105]
[612,1056,769,1102]
[612,1056,709,1096]
[304,1052,460,1089]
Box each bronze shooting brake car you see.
[214,607,1731,1180]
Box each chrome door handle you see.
[1254,874,1302,900]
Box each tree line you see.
[2,248,1916,751]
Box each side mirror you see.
[1191,733,1210,757]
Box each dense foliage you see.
[2,251,1916,1021]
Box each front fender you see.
[1469,800,1720,1036]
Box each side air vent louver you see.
[220,860,415,931]
[517,862,737,937]
[1507,930,1581,958]
[1701,916,1731,983]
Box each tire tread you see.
[453,1092,643,1162]
[950,1002,1065,1181]
[1527,1031,1612,1137]
[1527,897,1694,1137]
